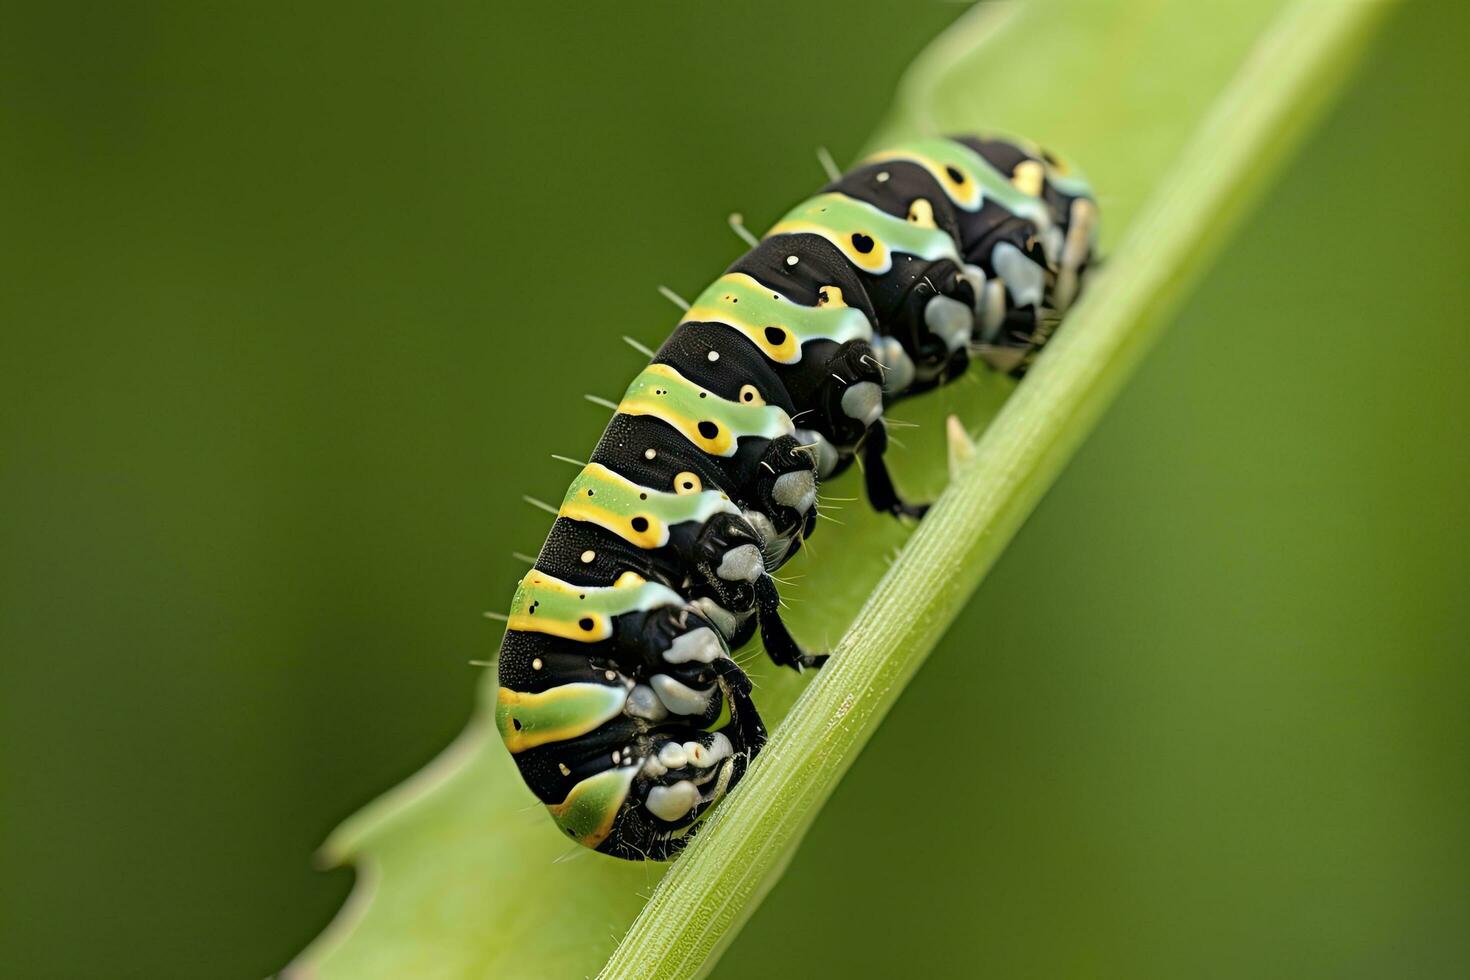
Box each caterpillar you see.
[494,134,1097,860]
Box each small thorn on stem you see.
[946,414,977,480]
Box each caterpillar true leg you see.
[754,574,827,671]
[861,420,930,519]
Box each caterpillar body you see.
[495,135,1097,860]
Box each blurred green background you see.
[2,3,1465,978]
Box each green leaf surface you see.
[288,3,1387,977]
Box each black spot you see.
[578,617,594,631]
[697,420,720,440]
[586,489,594,496]
[639,492,647,500]
[850,233,874,254]
[698,392,707,398]
[682,480,694,490]
[763,326,787,345]
[946,165,965,183]
[511,718,522,731]
[630,516,649,533]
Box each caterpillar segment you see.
[495,134,1096,859]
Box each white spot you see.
[580,549,595,564]
[707,350,719,362]
[605,669,617,681]
[712,731,733,757]
[658,742,688,769]
[625,684,669,721]
[682,734,733,769]
[742,509,778,545]
[650,673,715,715]
[785,255,799,266]
[646,781,701,822]
[690,597,751,640]
[644,448,657,459]
[772,469,816,513]
[1042,225,1065,267]
[717,544,764,582]
[992,241,1046,309]
[531,657,543,670]
[924,295,974,352]
[794,428,839,477]
[840,381,884,426]
[612,750,621,765]
[558,762,571,776]
[1054,197,1096,312]
[664,627,722,664]
[876,171,890,183]
[960,262,988,304]
[875,336,915,395]
[979,280,1008,339]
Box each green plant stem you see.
[598,3,1387,978]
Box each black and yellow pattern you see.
[495,134,1097,860]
